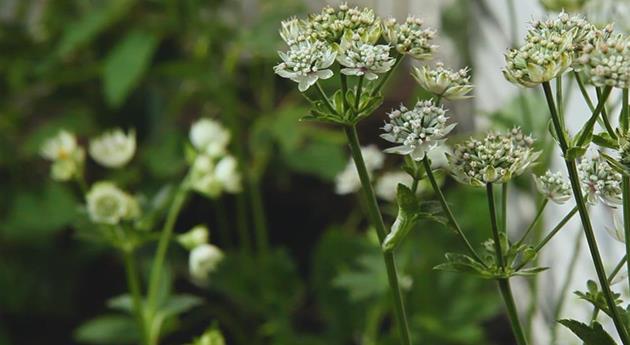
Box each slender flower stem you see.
[574,71,595,112]
[556,76,564,123]
[371,56,404,97]
[487,183,528,345]
[344,125,412,345]
[146,185,189,318]
[575,86,613,147]
[515,199,548,247]
[123,248,148,345]
[596,88,617,140]
[621,88,629,133]
[542,81,630,344]
[340,74,349,112]
[315,82,338,114]
[591,255,628,323]
[354,75,364,111]
[423,157,486,266]
[501,183,508,233]
[624,177,630,289]
[531,206,578,255]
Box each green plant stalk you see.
[575,86,613,147]
[501,183,508,233]
[624,177,630,290]
[371,56,404,97]
[542,81,630,344]
[556,76,564,123]
[551,228,584,344]
[146,185,188,320]
[249,178,269,255]
[621,88,629,132]
[591,255,628,323]
[486,183,528,345]
[340,74,350,111]
[596,87,617,140]
[531,206,578,254]
[515,199,548,247]
[354,75,364,110]
[315,82,337,114]
[574,71,595,112]
[343,125,412,345]
[123,248,148,345]
[423,157,486,266]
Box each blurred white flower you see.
[86,181,138,225]
[178,225,209,250]
[190,119,231,157]
[189,155,222,197]
[89,128,136,168]
[215,155,241,194]
[274,40,336,92]
[189,244,224,284]
[375,171,414,201]
[40,130,85,181]
[335,145,384,195]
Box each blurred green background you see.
[0,0,532,344]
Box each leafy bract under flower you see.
[381,100,455,161]
[448,128,540,186]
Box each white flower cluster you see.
[178,225,224,285]
[274,40,336,92]
[411,62,473,100]
[383,16,437,60]
[578,33,630,88]
[448,128,540,186]
[335,145,384,195]
[305,4,379,44]
[86,181,140,225]
[188,119,241,198]
[533,170,572,204]
[381,100,456,161]
[89,128,136,168]
[40,130,85,181]
[337,32,395,80]
[503,12,596,87]
[578,156,622,206]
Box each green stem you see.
[591,255,628,323]
[542,81,630,344]
[423,157,486,266]
[123,248,148,345]
[556,76,564,124]
[506,0,518,48]
[146,186,188,317]
[249,177,269,256]
[343,125,412,345]
[315,82,337,114]
[596,88,617,140]
[488,184,527,345]
[624,177,630,290]
[574,71,595,112]
[621,88,629,133]
[371,56,404,97]
[340,74,349,112]
[575,86,613,147]
[515,199,548,247]
[501,183,508,234]
[354,75,364,111]
[531,206,578,254]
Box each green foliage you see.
[74,314,139,345]
[558,320,617,345]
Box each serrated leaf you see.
[558,320,617,345]
[103,30,159,107]
[382,184,420,252]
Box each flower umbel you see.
[89,128,136,168]
[578,156,622,206]
[381,100,456,161]
[274,40,336,91]
[86,181,139,225]
[382,16,436,60]
[306,4,380,44]
[411,62,473,100]
[578,33,630,88]
[448,128,540,186]
[337,32,395,80]
[533,170,572,204]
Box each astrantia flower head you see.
[503,28,574,87]
[578,33,630,88]
[382,16,436,60]
[540,0,587,12]
[337,32,395,80]
[86,181,139,225]
[306,3,380,44]
[274,40,336,91]
[533,170,572,204]
[578,156,622,206]
[189,118,231,158]
[335,145,384,195]
[411,62,473,100]
[40,130,85,181]
[89,128,136,168]
[448,128,540,186]
[532,11,597,54]
[279,17,309,46]
[189,243,224,284]
[381,100,456,161]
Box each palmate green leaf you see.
[103,30,159,107]
[558,320,617,345]
[383,184,421,252]
[74,314,138,345]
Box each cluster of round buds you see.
[533,170,572,204]
[274,40,336,91]
[578,33,630,88]
[532,11,597,54]
[40,130,85,181]
[382,16,436,60]
[86,181,140,225]
[503,27,574,87]
[448,128,540,186]
[306,3,379,44]
[540,0,587,12]
[381,100,455,161]
[411,62,473,100]
[578,156,622,206]
[337,32,395,80]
